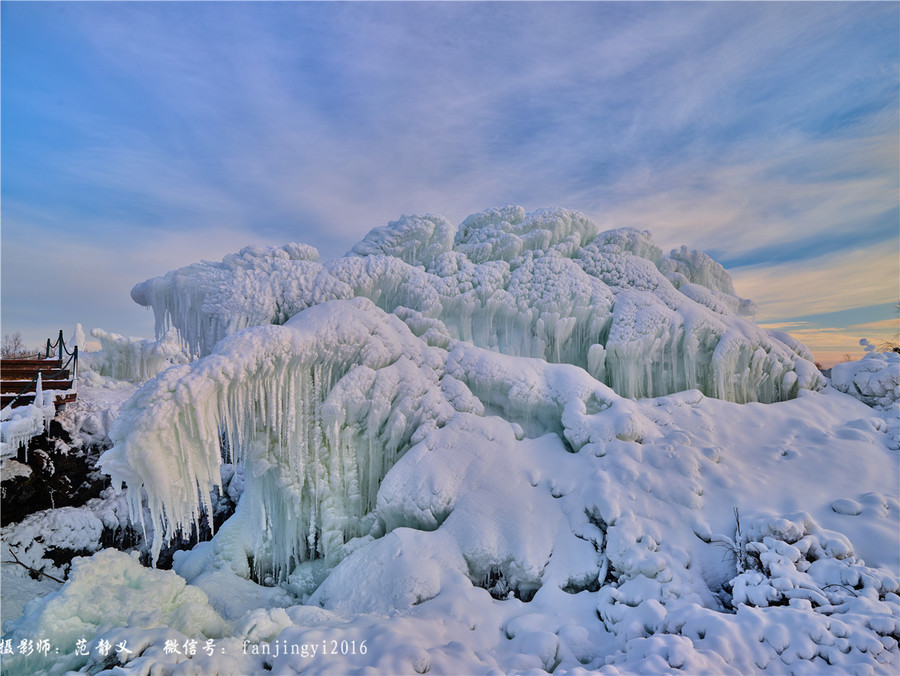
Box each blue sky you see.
[2,1,897,366]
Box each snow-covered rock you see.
[1,377,55,462]
[831,350,900,410]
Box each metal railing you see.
[46,329,79,377]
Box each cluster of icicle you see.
[0,374,55,460]
[132,207,821,403]
[106,206,825,577]
[86,328,190,383]
[101,298,468,574]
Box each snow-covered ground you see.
[2,206,898,675]
[1,370,139,629]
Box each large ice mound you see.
[131,206,824,403]
[93,305,898,674]
[112,206,830,579]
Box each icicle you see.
[33,372,43,409]
[100,298,458,579]
[69,324,86,353]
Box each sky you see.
[2,1,897,368]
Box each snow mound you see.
[131,206,823,403]
[831,350,900,410]
[1,549,225,674]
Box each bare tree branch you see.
[1,547,64,584]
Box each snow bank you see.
[1,549,226,674]
[131,206,823,403]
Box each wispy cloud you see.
[731,241,899,322]
[583,110,898,260]
[2,1,897,350]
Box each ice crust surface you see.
[3,206,897,675]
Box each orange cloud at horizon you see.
[731,246,898,320]
[760,318,900,369]
[731,243,899,368]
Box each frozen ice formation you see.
[130,242,351,358]
[100,298,461,573]
[0,375,56,461]
[87,332,898,674]
[26,205,892,674]
[131,206,824,403]
[104,206,834,587]
[86,328,190,383]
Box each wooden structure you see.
[1,331,78,409]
